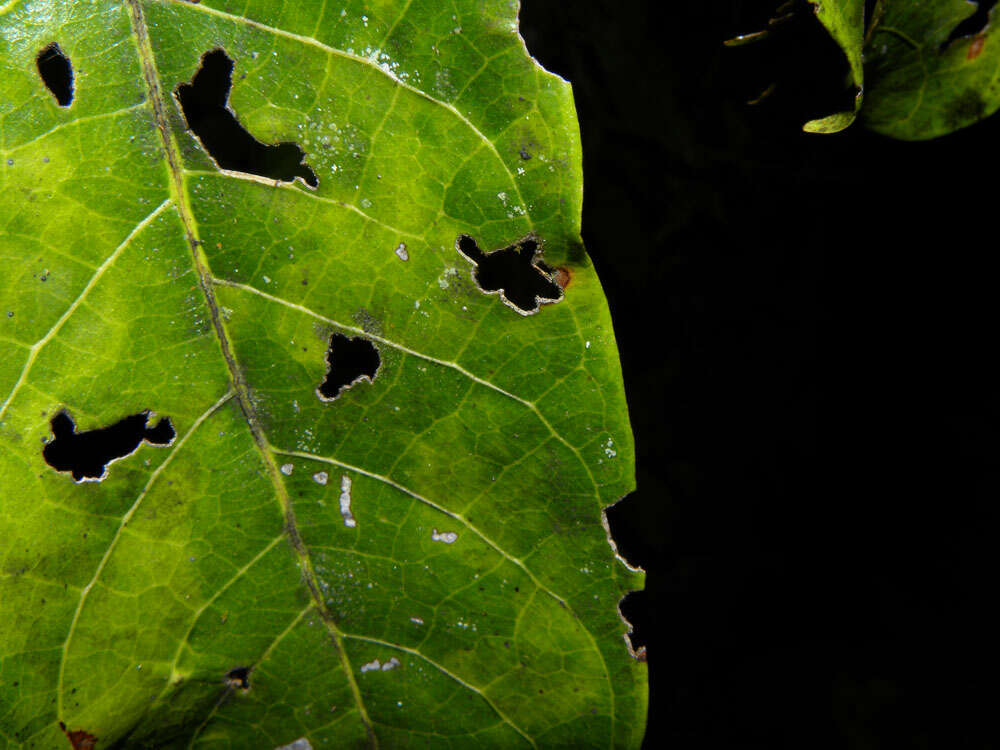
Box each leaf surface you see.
[795,0,1000,139]
[862,0,1000,139]
[803,0,866,134]
[0,1,645,747]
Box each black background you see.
[520,2,999,748]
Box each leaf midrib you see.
[123,1,380,745]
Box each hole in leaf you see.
[175,48,318,188]
[944,0,997,48]
[37,43,73,107]
[456,234,563,315]
[42,410,175,482]
[317,333,380,401]
[618,590,647,656]
[225,666,250,689]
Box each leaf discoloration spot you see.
[59,722,97,750]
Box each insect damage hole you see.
[42,410,175,482]
[456,234,563,315]
[316,333,380,401]
[225,666,250,689]
[175,48,318,188]
[37,43,73,107]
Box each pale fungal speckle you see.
[437,266,457,289]
[382,657,400,671]
[586,340,591,349]
[313,471,329,485]
[431,528,458,544]
[280,463,294,476]
[275,739,313,750]
[604,438,617,458]
[360,659,381,673]
[395,242,409,261]
[410,616,424,625]
[339,474,357,528]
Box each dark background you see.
[520,2,999,748]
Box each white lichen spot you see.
[381,657,401,671]
[410,616,424,625]
[604,438,617,458]
[275,739,313,750]
[280,463,294,476]
[360,659,380,673]
[313,471,329,485]
[339,475,357,528]
[586,340,592,349]
[437,266,457,289]
[431,528,458,544]
[395,243,409,261]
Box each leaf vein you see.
[55,389,233,720]
[0,197,173,424]
[163,0,530,218]
[342,632,537,749]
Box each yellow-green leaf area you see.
[803,0,866,133]
[0,0,645,747]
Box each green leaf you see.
[862,0,1000,140]
[802,0,866,134]
[0,1,645,747]
[796,0,1000,139]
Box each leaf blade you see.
[0,1,645,747]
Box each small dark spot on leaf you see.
[175,48,318,188]
[59,722,96,750]
[43,410,175,482]
[519,146,532,160]
[226,666,250,689]
[317,333,380,401]
[456,234,563,314]
[37,43,73,107]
